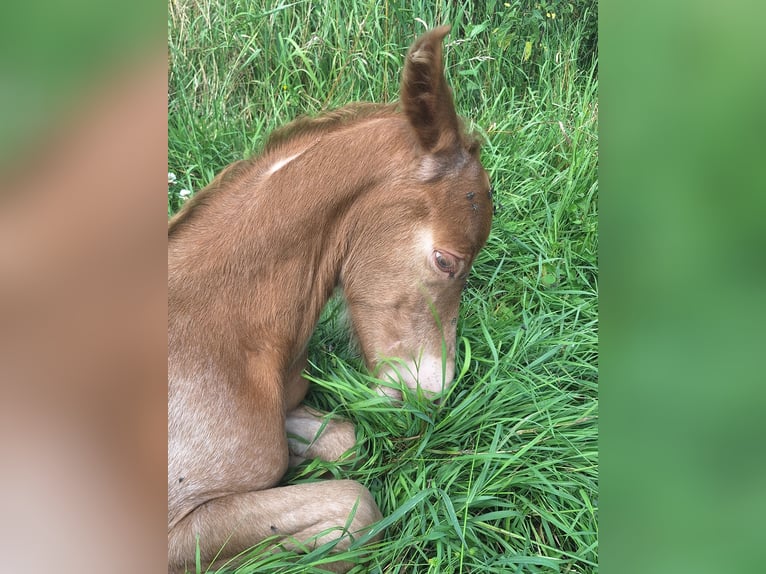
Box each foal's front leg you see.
[283,348,357,465]
[286,405,357,467]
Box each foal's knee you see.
[335,479,383,535]
[294,480,382,572]
[289,479,383,552]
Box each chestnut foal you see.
[168,26,492,572]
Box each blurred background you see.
[600,1,766,573]
[0,1,167,573]
[1,1,765,572]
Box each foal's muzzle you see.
[374,354,455,401]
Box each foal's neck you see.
[170,116,411,362]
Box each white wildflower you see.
[168,172,177,185]
[179,189,192,199]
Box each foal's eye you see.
[433,250,457,274]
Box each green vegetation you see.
[169,1,597,572]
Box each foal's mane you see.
[263,102,396,153]
[264,101,482,156]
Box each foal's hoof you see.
[286,405,358,464]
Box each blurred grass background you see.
[169,1,598,572]
[0,1,160,172]
[600,2,766,573]
[0,0,764,572]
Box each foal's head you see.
[341,26,493,400]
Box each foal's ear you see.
[400,25,461,155]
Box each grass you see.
[168,1,598,572]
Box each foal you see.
[168,26,492,572]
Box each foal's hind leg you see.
[168,480,382,573]
[286,405,357,467]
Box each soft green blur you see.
[0,1,167,572]
[602,0,766,572]
[0,0,159,171]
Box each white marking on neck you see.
[264,150,304,177]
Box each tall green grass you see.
[169,1,597,572]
